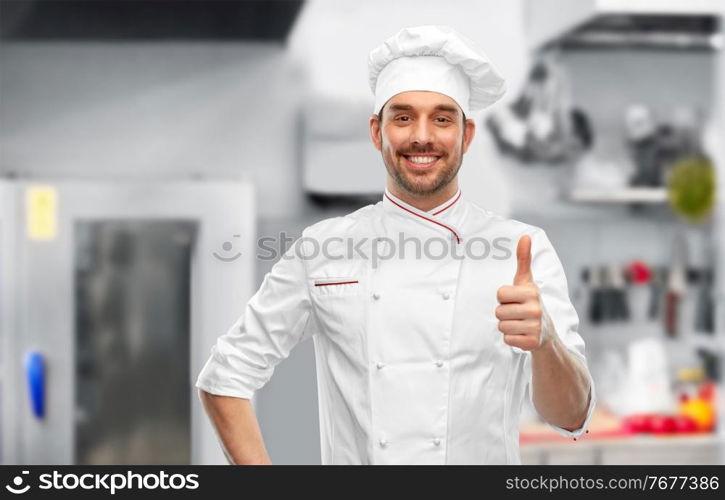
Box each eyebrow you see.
[434,104,460,114]
[387,103,461,115]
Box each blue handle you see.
[25,351,45,419]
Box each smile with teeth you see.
[404,155,440,167]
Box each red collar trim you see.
[432,190,462,215]
[383,192,461,244]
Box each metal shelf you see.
[567,187,668,204]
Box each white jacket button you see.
[435,360,444,367]
[442,292,450,300]
[372,292,381,300]
[379,439,388,448]
[433,438,441,446]
[376,361,385,370]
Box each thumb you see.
[513,235,534,285]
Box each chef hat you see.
[368,25,507,116]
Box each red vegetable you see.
[650,415,676,434]
[673,415,697,433]
[624,413,655,433]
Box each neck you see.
[386,179,459,212]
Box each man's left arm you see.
[530,311,592,431]
[496,229,595,437]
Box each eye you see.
[394,115,411,122]
[435,116,453,123]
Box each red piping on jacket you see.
[432,190,462,215]
[384,193,461,244]
[314,280,359,287]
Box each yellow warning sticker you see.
[26,186,58,241]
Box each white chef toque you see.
[368,25,507,116]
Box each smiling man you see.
[196,25,595,465]
[373,95,470,210]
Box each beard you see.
[381,138,463,197]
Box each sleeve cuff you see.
[194,378,255,400]
[194,346,260,400]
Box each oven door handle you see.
[25,351,45,419]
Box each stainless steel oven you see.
[0,179,255,465]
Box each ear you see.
[461,118,476,154]
[369,114,382,152]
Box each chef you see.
[196,25,595,465]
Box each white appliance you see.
[0,179,256,465]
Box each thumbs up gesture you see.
[495,235,552,352]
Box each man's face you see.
[369,91,476,197]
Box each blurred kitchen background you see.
[1,0,724,465]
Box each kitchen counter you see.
[521,433,722,465]
[520,409,722,464]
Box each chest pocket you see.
[309,275,369,354]
[311,277,364,296]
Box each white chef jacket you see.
[195,187,596,464]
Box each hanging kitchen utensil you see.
[695,219,716,334]
[624,104,661,187]
[649,265,665,320]
[695,267,715,334]
[587,265,604,324]
[610,264,630,321]
[665,231,688,338]
[486,50,592,165]
[627,260,652,323]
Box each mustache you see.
[398,149,444,155]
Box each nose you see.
[410,119,433,146]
